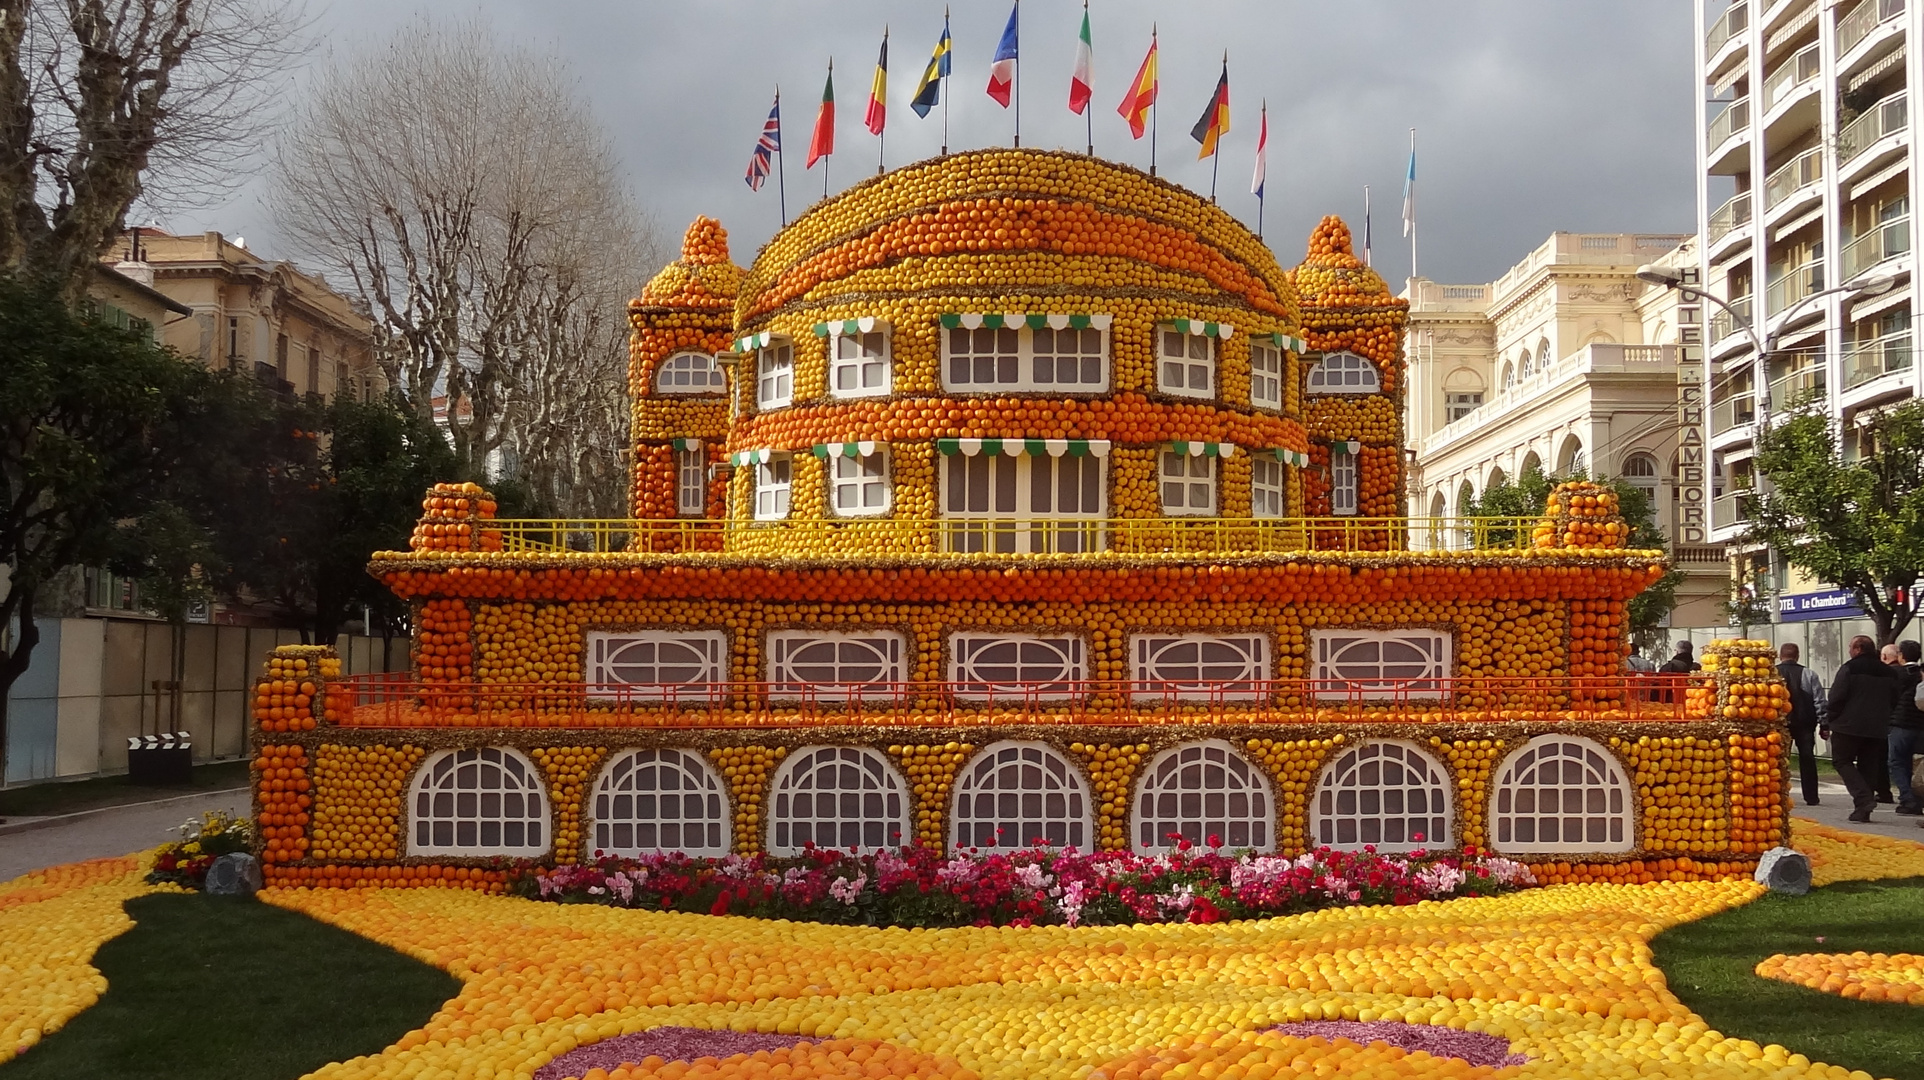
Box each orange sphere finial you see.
[638,216,743,308]
[680,215,731,265]
[1304,215,1361,269]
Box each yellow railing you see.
[469,516,1550,556]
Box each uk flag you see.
[745,96,781,191]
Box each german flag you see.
[1190,56,1229,159]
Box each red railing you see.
[323,673,1718,730]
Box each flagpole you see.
[1363,185,1372,267]
[1013,0,1022,148]
[1408,127,1417,287]
[776,87,788,226]
[941,7,950,155]
[825,59,833,201]
[1149,25,1158,177]
[877,27,888,176]
[1083,0,1093,156]
[1255,99,1265,240]
[1208,50,1225,203]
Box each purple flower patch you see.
[1266,1021,1528,1068]
[534,1027,811,1080]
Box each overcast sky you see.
[160,1,1699,289]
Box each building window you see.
[1311,629,1450,699]
[1306,351,1381,394]
[1445,391,1483,421]
[1621,452,1659,511]
[941,452,1104,553]
[587,630,727,700]
[1252,457,1287,518]
[754,455,791,520]
[1132,740,1273,853]
[658,352,727,395]
[950,741,1092,850]
[227,316,242,366]
[767,746,909,854]
[1490,736,1634,854]
[591,749,729,857]
[1312,741,1453,852]
[831,330,891,398]
[1130,634,1270,701]
[276,333,289,380]
[677,448,708,515]
[767,630,905,700]
[756,341,793,408]
[1331,445,1359,515]
[1157,327,1216,398]
[408,748,549,856]
[1159,450,1216,515]
[830,450,890,515]
[1249,340,1283,410]
[305,345,321,396]
[943,325,1107,392]
[949,633,1086,701]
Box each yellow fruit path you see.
[1785,816,1924,885]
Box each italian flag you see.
[1069,5,1092,115]
[808,62,835,168]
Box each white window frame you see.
[1311,740,1453,853]
[1159,450,1217,516]
[948,633,1087,701]
[766,745,911,855]
[942,324,1109,393]
[1129,633,1271,702]
[1249,339,1284,410]
[1331,445,1359,516]
[407,747,550,857]
[756,340,794,409]
[590,749,731,857]
[830,450,891,516]
[1310,629,1451,700]
[830,328,892,398]
[1157,326,1217,399]
[1306,351,1382,394]
[1444,391,1483,422]
[657,352,727,395]
[940,452,1105,553]
[1251,456,1287,518]
[1490,736,1634,854]
[676,447,707,515]
[587,630,727,701]
[754,454,792,520]
[1131,740,1274,853]
[767,630,906,701]
[949,741,1094,851]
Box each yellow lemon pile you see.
[1755,951,1924,1006]
[0,854,161,1064]
[1789,817,1924,885]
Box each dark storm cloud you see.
[173,1,1695,288]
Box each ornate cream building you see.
[1405,232,1728,629]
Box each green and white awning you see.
[1330,439,1362,455]
[936,438,1112,458]
[670,438,705,452]
[1166,441,1238,458]
[938,313,1114,331]
[731,330,785,353]
[1164,318,1235,339]
[811,441,881,458]
[1263,331,1311,353]
[812,317,889,337]
[1269,448,1312,467]
[728,448,783,466]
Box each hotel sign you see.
[1675,279,1706,544]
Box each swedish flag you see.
[910,16,951,118]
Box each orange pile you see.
[255,744,312,864]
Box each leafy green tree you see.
[1745,400,1924,645]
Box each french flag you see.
[987,3,1018,107]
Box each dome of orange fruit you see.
[638,216,743,309]
[1289,215,1402,309]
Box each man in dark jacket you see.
[1659,641,1701,673]
[1827,635,1902,822]
[1892,640,1924,816]
[1778,643,1826,807]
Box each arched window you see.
[1312,741,1453,852]
[591,749,730,857]
[1487,466,1507,491]
[1558,434,1585,476]
[1501,361,1516,390]
[1622,452,1660,511]
[656,352,726,395]
[408,747,549,856]
[1516,349,1533,379]
[1490,736,1634,854]
[767,746,910,854]
[950,741,1093,850]
[1519,451,1543,480]
[1536,338,1552,367]
[1305,351,1381,393]
[1132,740,1274,853]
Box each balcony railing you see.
[1767,358,1827,408]
[1707,1,1749,55]
[1713,491,1751,528]
[1707,97,1751,148]
[1841,216,1910,278]
[1711,392,1757,433]
[1708,192,1753,244]
[1764,148,1824,211]
[1762,43,1821,112]
[1710,295,1755,346]
[1765,260,1824,315]
[1838,92,1908,164]
[1838,0,1904,57]
[1844,331,1914,387]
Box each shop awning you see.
[728,448,782,466]
[935,438,1112,457]
[1166,441,1238,458]
[731,330,785,353]
[1165,318,1235,339]
[1263,330,1311,354]
[811,441,881,458]
[812,317,889,337]
[938,313,1114,331]
[671,438,705,452]
[1269,449,1311,467]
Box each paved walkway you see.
[1788,781,1924,844]
[0,787,250,883]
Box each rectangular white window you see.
[1159,451,1216,515]
[1249,340,1283,410]
[1445,391,1483,421]
[1158,327,1216,399]
[768,630,906,701]
[942,452,1104,553]
[831,330,891,398]
[1130,634,1271,702]
[942,326,1107,392]
[830,451,890,515]
[1331,446,1359,516]
[1251,457,1287,518]
[756,341,793,409]
[949,633,1087,701]
[1311,630,1451,700]
[754,455,791,520]
[587,630,727,701]
[677,448,706,515]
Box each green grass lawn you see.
[0,760,251,820]
[1,893,458,1080]
[1652,877,1924,1080]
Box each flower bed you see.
[514,843,1536,928]
[145,810,254,890]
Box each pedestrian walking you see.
[1827,635,1901,822]
[1891,640,1924,817]
[1777,643,1826,807]
[1659,641,1700,674]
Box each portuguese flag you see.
[808,61,835,168]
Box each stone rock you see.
[204,853,263,897]
[1753,847,1812,895]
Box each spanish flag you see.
[1190,56,1229,159]
[1117,29,1156,139]
[865,30,888,136]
